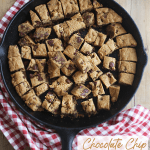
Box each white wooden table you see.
[0,0,149,149]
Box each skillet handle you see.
[56,128,80,150]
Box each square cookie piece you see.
[47,0,64,21]
[97,95,110,110]
[119,73,134,85]
[21,89,36,101]
[42,92,61,114]
[72,71,88,84]
[48,60,61,79]
[18,21,34,37]
[8,45,21,58]
[78,0,93,13]
[93,0,103,9]
[21,46,31,60]
[89,52,101,66]
[67,13,86,34]
[63,45,78,59]
[61,94,77,118]
[81,98,96,117]
[53,22,71,41]
[60,0,79,17]
[71,84,91,99]
[94,32,107,47]
[11,71,27,87]
[61,60,76,76]
[8,56,24,72]
[89,80,105,97]
[100,72,117,89]
[119,48,137,62]
[73,53,92,73]
[31,43,47,57]
[68,34,84,49]
[36,59,46,72]
[35,4,52,26]
[30,10,42,27]
[118,61,136,74]
[85,28,98,44]
[88,65,103,81]
[33,27,51,42]
[106,23,127,38]
[18,35,35,47]
[25,95,42,111]
[46,38,64,52]
[80,42,94,55]
[35,83,49,96]
[116,33,137,48]
[96,8,122,26]
[49,76,73,96]
[50,51,67,68]
[82,12,95,27]
[98,39,116,59]
[103,56,116,71]
[109,85,120,102]
[27,59,39,72]
[15,81,31,97]
[30,73,48,87]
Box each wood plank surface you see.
[0,0,149,149]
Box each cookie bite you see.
[71,84,91,99]
[97,95,110,110]
[81,98,97,117]
[109,85,120,102]
[49,76,73,96]
[61,94,78,118]
[100,72,117,89]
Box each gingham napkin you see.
[0,1,150,150]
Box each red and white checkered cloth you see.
[0,0,150,150]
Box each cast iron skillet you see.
[0,0,147,149]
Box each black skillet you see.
[0,0,147,149]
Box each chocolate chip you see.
[80,93,86,96]
[48,98,53,102]
[35,21,41,25]
[34,45,38,50]
[68,64,74,70]
[66,79,71,84]
[88,69,93,73]
[94,82,97,85]
[59,57,65,62]
[45,32,49,36]
[109,61,114,68]
[57,82,60,85]
[38,74,43,81]
[79,86,83,88]
[104,14,107,18]
[91,55,94,58]
[41,63,45,66]
[21,25,24,29]
[53,56,58,60]
[33,65,38,70]
[48,40,54,46]
[107,73,111,78]
[86,51,90,55]
[77,37,82,43]
[83,89,89,93]
[30,74,34,78]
